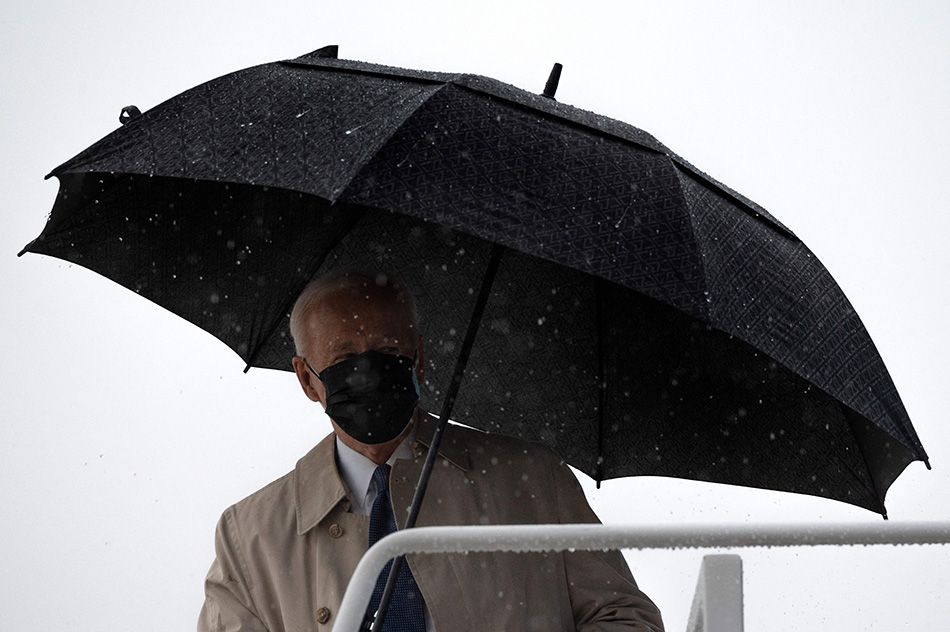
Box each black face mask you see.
[311,349,420,445]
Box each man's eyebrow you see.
[327,340,356,352]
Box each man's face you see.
[291,286,422,410]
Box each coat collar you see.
[412,412,471,473]
[294,431,347,536]
[293,411,471,535]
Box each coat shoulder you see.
[444,421,566,477]
[448,421,561,458]
[221,468,296,526]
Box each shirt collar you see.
[335,426,416,508]
[294,410,471,535]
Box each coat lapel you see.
[294,432,349,535]
[412,413,472,472]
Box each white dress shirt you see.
[334,428,436,631]
[335,431,416,516]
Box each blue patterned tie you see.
[364,463,426,632]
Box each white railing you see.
[687,554,743,632]
[332,522,950,632]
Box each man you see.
[199,269,664,632]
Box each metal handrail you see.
[332,521,950,632]
[687,554,744,632]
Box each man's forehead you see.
[310,289,409,320]
[302,290,414,340]
[321,330,405,350]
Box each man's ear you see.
[291,356,324,404]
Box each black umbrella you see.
[21,44,928,516]
[21,43,932,630]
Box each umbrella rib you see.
[446,81,670,158]
[671,156,797,241]
[843,413,889,518]
[594,277,606,487]
[241,205,368,372]
[330,83,452,204]
[672,168,715,323]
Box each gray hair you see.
[289,268,419,355]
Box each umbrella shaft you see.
[370,244,505,632]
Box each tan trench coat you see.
[198,416,664,631]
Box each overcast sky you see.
[2,2,949,630]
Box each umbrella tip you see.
[925,459,932,470]
[312,45,339,59]
[243,364,252,374]
[17,238,37,256]
[881,511,889,521]
[119,105,141,125]
[542,62,563,99]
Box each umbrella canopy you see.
[21,45,928,516]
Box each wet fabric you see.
[197,414,665,631]
[22,47,928,514]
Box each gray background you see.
[2,1,948,630]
